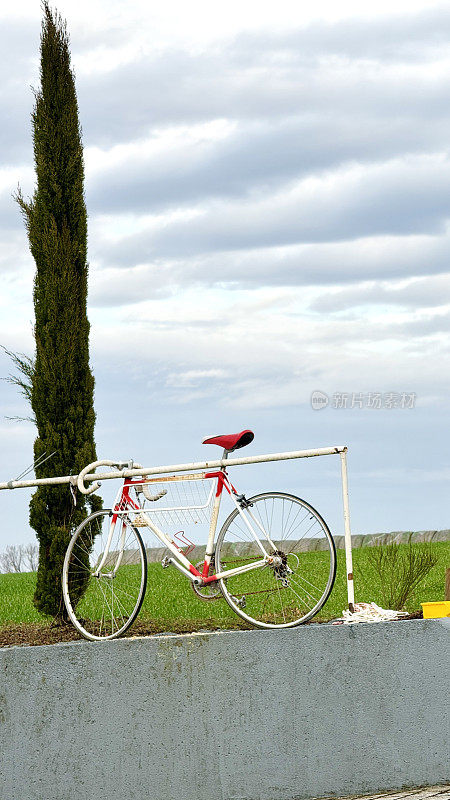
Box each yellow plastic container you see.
[421,601,450,619]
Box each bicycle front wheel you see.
[62,509,147,641]
[215,492,336,628]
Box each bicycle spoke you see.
[63,510,147,641]
[284,580,315,610]
[288,571,324,598]
[216,493,335,628]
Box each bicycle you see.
[62,430,337,640]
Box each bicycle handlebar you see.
[77,459,142,495]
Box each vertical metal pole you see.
[340,449,355,612]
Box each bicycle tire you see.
[215,492,336,628]
[62,509,147,641]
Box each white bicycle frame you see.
[104,453,276,587]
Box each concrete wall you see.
[0,619,448,800]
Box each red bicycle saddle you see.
[202,429,254,452]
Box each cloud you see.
[231,7,450,64]
[88,226,450,307]
[88,155,450,281]
[0,191,24,234]
[72,6,450,148]
[0,19,39,161]
[85,112,450,216]
[393,308,450,337]
[310,274,450,312]
[4,4,450,168]
[86,277,450,412]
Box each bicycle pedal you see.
[161,556,171,568]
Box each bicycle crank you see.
[191,560,222,600]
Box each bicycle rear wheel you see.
[62,509,147,641]
[215,492,336,628]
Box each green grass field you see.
[0,540,448,629]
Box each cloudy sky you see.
[1,0,450,551]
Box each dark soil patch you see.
[0,617,249,648]
[0,610,423,648]
[400,609,423,620]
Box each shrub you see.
[365,534,438,610]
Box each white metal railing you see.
[0,445,355,609]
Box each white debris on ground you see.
[332,602,409,625]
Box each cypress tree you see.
[16,2,100,618]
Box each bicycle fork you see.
[93,514,127,577]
